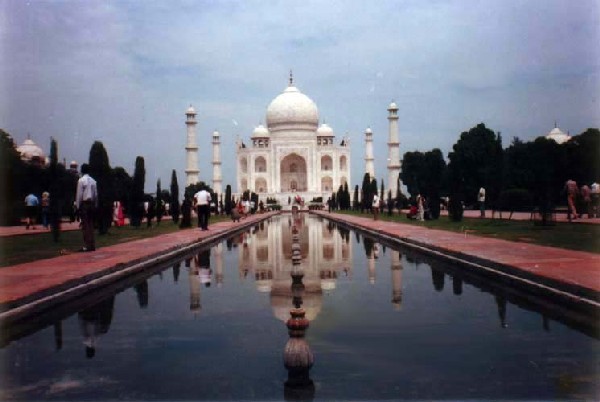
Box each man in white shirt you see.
[478,187,486,218]
[76,164,98,251]
[372,194,380,220]
[193,186,212,230]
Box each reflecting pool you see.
[1,214,598,400]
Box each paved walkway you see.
[313,211,600,307]
[440,209,600,224]
[0,212,278,322]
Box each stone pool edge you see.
[313,211,600,314]
[0,212,280,325]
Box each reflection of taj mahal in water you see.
[239,214,352,321]
[187,214,407,324]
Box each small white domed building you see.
[545,124,571,144]
[236,74,351,204]
[16,137,47,166]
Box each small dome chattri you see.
[365,127,373,134]
[388,101,398,110]
[186,105,196,115]
[252,124,269,138]
[317,123,334,137]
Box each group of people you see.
[23,191,51,230]
[565,179,599,221]
[406,194,430,221]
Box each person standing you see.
[478,187,486,218]
[194,186,212,231]
[76,163,98,252]
[591,182,599,218]
[417,194,425,221]
[372,193,380,220]
[24,193,39,230]
[565,179,579,221]
[580,184,592,218]
[41,192,50,229]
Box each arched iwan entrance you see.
[280,153,307,192]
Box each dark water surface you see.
[1,214,598,401]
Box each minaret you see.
[391,251,403,310]
[387,101,401,196]
[364,127,374,178]
[212,130,222,195]
[185,105,199,186]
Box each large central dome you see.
[266,85,319,133]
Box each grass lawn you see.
[0,215,232,268]
[337,210,600,254]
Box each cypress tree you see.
[89,141,112,234]
[49,138,61,241]
[155,179,162,225]
[225,184,232,215]
[131,156,145,227]
[353,185,359,210]
[361,173,371,212]
[343,182,350,210]
[170,170,180,223]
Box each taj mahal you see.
[184,73,402,205]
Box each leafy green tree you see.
[447,123,503,208]
[566,128,600,184]
[89,141,113,234]
[170,170,180,223]
[131,156,146,227]
[0,130,25,225]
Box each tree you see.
[336,185,344,210]
[131,156,146,227]
[155,179,163,225]
[170,170,180,223]
[89,141,113,234]
[0,130,25,225]
[49,138,61,241]
[566,128,600,184]
[112,167,133,213]
[353,185,359,210]
[343,182,350,210]
[370,178,378,209]
[447,123,503,208]
[224,184,232,215]
[361,173,371,212]
[422,149,447,219]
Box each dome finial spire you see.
[289,70,293,86]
